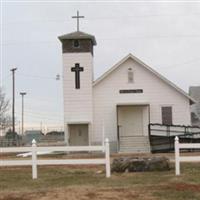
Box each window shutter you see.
[162,106,172,125]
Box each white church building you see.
[58,18,194,153]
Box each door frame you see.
[67,122,90,146]
[116,103,150,152]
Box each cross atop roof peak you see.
[72,11,84,32]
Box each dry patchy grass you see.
[0,162,200,200]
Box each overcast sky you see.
[1,1,200,129]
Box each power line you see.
[20,97,63,104]
[17,73,61,80]
[16,110,63,118]
[16,108,63,116]
[2,34,200,46]
[1,41,57,46]
[23,110,63,118]
[3,13,200,25]
[15,113,63,121]
[100,35,200,40]
[157,58,200,70]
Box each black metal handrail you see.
[149,123,200,153]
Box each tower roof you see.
[58,31,97,45]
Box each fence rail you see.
[175,136,200,175]
[0,138,111,179]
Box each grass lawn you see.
[0,162,200,200]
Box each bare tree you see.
[0,88,11,131]
[197,103,200,119]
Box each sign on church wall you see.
[119,89,143,94]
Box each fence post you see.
[175,136,180,176]
[105,138,111,178]
[32,139,38,179]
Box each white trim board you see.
[117,102,150,106]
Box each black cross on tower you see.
[72,11,84,31]
[71,63,84,89]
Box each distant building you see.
[45,131,64,142]
[23,130,44,144]
[189,86,200,127]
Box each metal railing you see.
[149,123,200,153]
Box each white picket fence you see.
[0,138,111,179]
[175,136,200,175]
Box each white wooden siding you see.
[63,53,93,122]
[62,53,93,143]
[93,58,191,144]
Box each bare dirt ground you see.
[0,186,157,200]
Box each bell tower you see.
[58,11,96,145]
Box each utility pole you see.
[40,121,43,133]
[18,120,20,135]
[10,68,17,134]
[20,92,26,135]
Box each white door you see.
[118,106,143,137]
[69,124,89,146]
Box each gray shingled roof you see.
[58,31,97,45]
[189,86,200,102]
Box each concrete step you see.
[120,138,149,142]
[120,136,149,140]
[119,136,150,153]
[120,146,150,151]
[120,140,149,144]
[120,147,150,150]
[120,147,150,153]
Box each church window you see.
[73,40,80,48]
[128,68,134,83]
[161,106,173,125]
